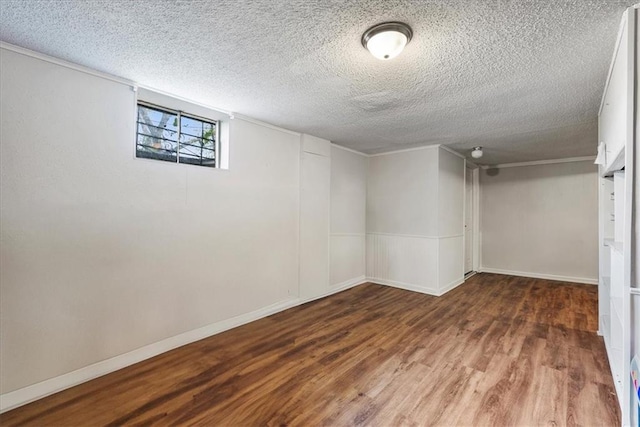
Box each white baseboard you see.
[300,276,368,304]
[436,277,465,296]
[1,297,300,413]
[366,276,466,297]
[366,277,438,296]
[464,271,478,279]
[479,268,598,285]
[330,275,367,291]
[1,277,370,414]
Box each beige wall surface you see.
[366,148,439,237]
[330,146,366,286]
[480,161,598,282]
[299,136,331,300]
[2,43,600,408]
[438,150,465,237]
[0,48,302,394]
[437,149,465,288]
[331,146,366,236]
[365,147,465,294]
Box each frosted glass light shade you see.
[366,31,408,60]
[471,147,483,159]
[362,22,413,61]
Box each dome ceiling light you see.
[362,22,413,60]
[471,147,483,159]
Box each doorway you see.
[464,166,476,275]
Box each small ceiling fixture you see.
[471,147,483,159]
[362,22,413,60]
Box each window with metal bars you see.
[136,102,218,168]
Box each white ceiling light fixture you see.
[362,22,413,60]
[471,146,483,159]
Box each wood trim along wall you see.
[367,144,439,157]
[330,143,368,157]
[366,232,463,239]
[0,277,368,413]
[439,144,466,160]
[479,268,598,285]
[0,41,133,88]
[482,156,596,169]
[232,114,301,136]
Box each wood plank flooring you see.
[1,273,620,426]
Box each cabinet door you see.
[599,17,629,175]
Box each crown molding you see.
[368,144,441,157]
[330,143,369,157]
[481,156,596,169]
[1,41,134,87]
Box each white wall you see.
[480,160,598,283]
[330,146,366,287]
[366,147,439,292]
[438,149,465,290]
[0,48,305,396]
[299,134,331,300]
[3,41,600,413]
[0,47,374,409]
[366,148,439,236]
[366,147,465,294]
[632,28,640,419]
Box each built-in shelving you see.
[597,6,636,426]
[600,171,628,420]
[603,238,624,253]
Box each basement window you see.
[136,102,219,168]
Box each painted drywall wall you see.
[438,149,465,290]
[366,147,465,294]
[367,148,439,237]
[366,147,439,293]
[0,48,303,395]
[330,146,366,287]
[299,135,331,300]
[438,150,465,237]
[633,31,640,418]
[480,160,598,283]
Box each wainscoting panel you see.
[438,235,464,292]
[330,234,366,287]
[366,233,438,293]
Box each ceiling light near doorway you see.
[362,22,413,60]
[471,147,483,159]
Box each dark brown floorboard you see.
[0,273,620,426]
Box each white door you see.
[464,167,474,274]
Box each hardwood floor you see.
[1,273,619,426]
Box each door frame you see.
[464,162,480,275]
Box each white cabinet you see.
[598,6,637,427]
[600,16,630,175]
[601,172,628,407]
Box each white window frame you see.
[134,87,230,170]
[136,101,220,168]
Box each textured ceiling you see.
[0,0,633,163]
